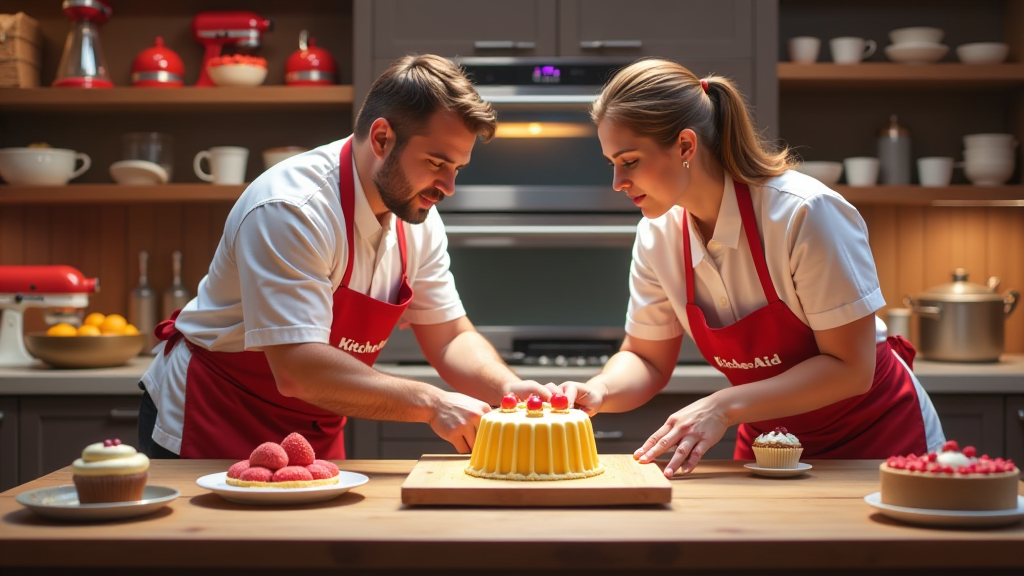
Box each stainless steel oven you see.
[376,58,704,367]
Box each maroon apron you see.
[155,138,413,459]
[682,181,927,459]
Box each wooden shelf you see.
[0,184,246,204]
[835,185,1024,206]
[0,86,354,112]
[778,63,1024,89]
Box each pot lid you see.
[919,268,1004,302]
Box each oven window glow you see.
[532,65,561,84]
[494,122,595,138]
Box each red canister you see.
[131,37,185,88]
[285,30,337,86]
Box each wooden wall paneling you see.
[948,208,989,282]
[181,204,216,301]
[985,208,1024,353]
[893,206,925,343]
[96,206,128,319]
[861,205,900,313]
[124,205,157,318]
[150,202,184,314]
[923,208,956,291]
[0,207,25,263]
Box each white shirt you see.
[141,136,466,454]
[626,170,944,451]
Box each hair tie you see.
[700,78,709,94]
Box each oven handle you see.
[474,40,537,50]
[580,40,643,50]
[445,225,637,236]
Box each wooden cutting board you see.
[400,454,672,506]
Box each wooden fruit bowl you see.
[25,333,145,368]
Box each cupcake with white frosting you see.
[72,438,150,503]
[751,426,803,469]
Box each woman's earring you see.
[684,160,690,169]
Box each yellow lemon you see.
[46,323,77,337]
[123,324,140,335]
[83,312,106,327]
[99,314,128,335]
[77,324,102,336]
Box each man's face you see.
[373,110,477,224]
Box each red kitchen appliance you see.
[131,36,184,87]
[0,265,99,366]
[53,0,114,88]
[192,11,273,87]
[285,30,337,86]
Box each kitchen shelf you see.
[0,86,354,112]
[778,63,1024,89]
[0,184,246,204]
[835,185,1024,206]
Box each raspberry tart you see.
[880,440,1020,511]
[225,432,341,489]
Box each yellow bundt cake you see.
[465,393,604,481]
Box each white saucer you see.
[864,493,1024,528]
[15,484,179,521]
[109,160,168,185]
[743,462,812,477]
[196,471,369,505]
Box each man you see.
[138,54,550,459]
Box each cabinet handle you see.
[474,40,536,50]
[1018,409,1024,422]
[0,410,4,423]
[593,430,624,440]
[580,40,643,50]
[109,409,139,421]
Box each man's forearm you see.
[432,330,518,406]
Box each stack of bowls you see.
[962,133,1017,186]
[885,27,948,64]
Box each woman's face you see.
[598,120,688,219]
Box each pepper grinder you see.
[163,250,192,319]
[130,250,157,352]
[878,114,911,185]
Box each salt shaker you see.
[878,114,911,185]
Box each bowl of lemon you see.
[26,313,145,369]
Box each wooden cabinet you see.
[930,395,1005,457]
[18,396,141,485]
[1006,395,1024,464]
[0,398,18,492]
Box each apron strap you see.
[734,181,780,304]
[886,335,916,370]
[682,210,696,304]
[338,139,357,288]
[154,308,184,356]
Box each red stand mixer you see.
[53,0,114,88]
[192,11,273,87]
[0,265,99,366]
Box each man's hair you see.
[354,54,497,147]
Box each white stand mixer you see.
[0,265,98,367]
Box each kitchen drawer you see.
[1005,395,1024,465]
[930,394,1004,458]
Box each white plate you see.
[885,42,949,64]
[15,484,179,521]
[196,471,369,505]
[864,493,1024,528]
[109,159,168,185]
[743,462,813,477]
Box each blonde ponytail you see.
[592,59,795,185]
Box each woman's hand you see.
[554,380,607,416]
[635,395,730,477]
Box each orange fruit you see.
[83,312,106,327]
[99,314,128,335]
[46,323,77,337]
[77,324,101,336]
[123,324,140,335]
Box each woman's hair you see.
[591,58,795,184]
[355,54,497,148]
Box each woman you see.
[557,59,944,478]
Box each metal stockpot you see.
[903,269,1019,362]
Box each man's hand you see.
[428,391,492,453]
[555,380,607,416]
[503,379,552,404]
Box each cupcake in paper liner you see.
[72,439,150,503]
[751,426,803,469]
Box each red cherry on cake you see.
[550,393,569,410]
[500,393,519,410]
[526,394,543,411]
[962,446,977,458]
[942,440,959,452]
[773,426,788,434]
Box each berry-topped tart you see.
[225,432,341,489]
[464,393,604,481]
[880,440,1020,511]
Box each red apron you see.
[155,138,413,459]
[682,181,927,459]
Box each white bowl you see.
[956,42,1009,64]
[0,147,91,186]
[885,42,949,64]
[964,159,1015,186]
[889,27,944,45]
[794,161,843,186]
[207,64,268,88]
[109,160,168,185]
[963,148,1016,161]
[964,133,1017,149]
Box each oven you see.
[376,58,704,367]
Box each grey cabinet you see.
[930,395,1005,458]
[0,398,17,492]
[1006,395,1024,465]
[19,396,141,485]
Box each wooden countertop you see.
[1,460,1022,572]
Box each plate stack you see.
[963,133,1017,186]
[885,27,948,64]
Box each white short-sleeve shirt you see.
[140,136,466,454]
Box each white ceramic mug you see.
[262,146,308,170]
[844,157,880,186]
[917,157,954,187]
[0,147,91,186]
[830,37,877,64]
[788,36,821,63]
[194,146,249,185]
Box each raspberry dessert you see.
[880,440,1020,511]
[225,432,341,489]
